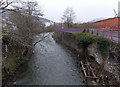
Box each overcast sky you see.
[38,0,120,23]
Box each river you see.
[16,33,85,85]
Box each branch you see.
[33,33,50,46]
[0,8,16,14]
[0,1,13,9]
[0,0,14,13]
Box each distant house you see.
[94,17,120,29]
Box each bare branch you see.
[33,33,50,46]
[0,0,14,13]
[61,7,76,28]
[8,0,45,47]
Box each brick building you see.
[94,17,120,29]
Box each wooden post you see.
[81,61,87,77]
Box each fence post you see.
[110,30,113,40]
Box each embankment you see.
[2,35,33,86]
[53,31,120,85]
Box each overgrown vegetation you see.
[2,35,31,81]
[74,33,112,59]
[97,36,112,59]
[74,33,96,48]
[1,1,47,85]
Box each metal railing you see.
[56,28,120,43]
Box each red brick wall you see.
[95,17,120,29]
[118,17,120,29]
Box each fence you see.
[56,28,120,43]
[96,29,120,43]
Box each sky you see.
[37,0,120,23]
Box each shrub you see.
[74,33,112,59]
[74,33,97,48]
[97,36,111,52]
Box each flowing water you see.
[16,33,85,85]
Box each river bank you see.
[2,35,33,86]
[2,57,29,86]
[52,32,120,85]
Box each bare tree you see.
[12,0,43,16]
[9,0,45,46]
[61,7,76,28]
[0,0,14,13]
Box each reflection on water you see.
[16,33,85,85]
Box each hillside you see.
[2,11,56,27]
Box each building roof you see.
[94,17,120,23]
